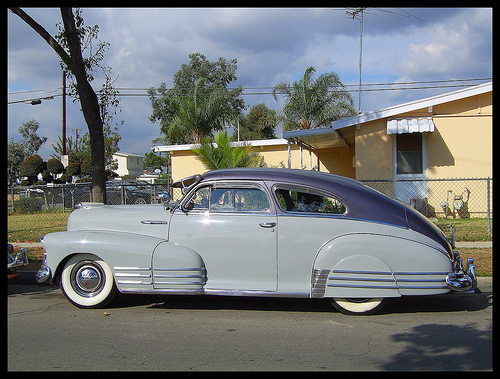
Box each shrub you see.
[81,158,92,176]
[60,173,73,183]
[13,197,43,214]
[66,162,81,176]
[20,155,44,179]
[41,169,53,183]
[46,158,65,175]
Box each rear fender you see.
[312,234,452,298]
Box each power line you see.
[7,78,492,103]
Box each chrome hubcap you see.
[71,261,104,297]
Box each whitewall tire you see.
[60,254,116,309]
[331,298,385,315]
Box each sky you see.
[7,7,492,160]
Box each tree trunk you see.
[9,7,107,204]
[60,8,106,203]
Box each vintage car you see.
[36,168,476,315]
[8,243,28,280]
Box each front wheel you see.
[331,298,385,315]
[61,254,116,309]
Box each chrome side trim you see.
[329,276,394,282]
[154,267,204,271]
[114,266,151,271]
[321,268,449,292]
[393,271,449,276]
[332,269,393,275]
[114,267,152,286]
[152,267,207,289]
[118,288,309,298]
[311,269,329,298]
[327,269,397,291]
[328,283,397,289]
[117,280,152,285]
[115,273,151,278]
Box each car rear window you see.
[274,185,346,215]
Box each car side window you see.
[185,186,210,210]
[184,185,271,213]
[211,188,270,212]
[274,186,346,215]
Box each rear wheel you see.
[331,297,385,315]
[61,254,116,309]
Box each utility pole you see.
[346,7,365,115]
[61,70,68,167]
[344,7,423,117]
[62,70,67,155]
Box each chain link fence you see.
[7,180,171,242]
[8,177,492,242]
[360,177,492,237]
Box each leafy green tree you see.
[65,162,81,177]
[149,53,245,144]
[46,158,65,175]
[8,120,47,185]
[162,78,238,144]
[144,151,169,172]
[52,124,121,170]
[272,66,356,131]
[192,131,264,170]
[10,7,120,203]
[235,103,277,141]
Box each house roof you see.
[113,152,144,158]
[153,138,289,153]
[283,81,492,147]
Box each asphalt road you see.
[8,284,492,371]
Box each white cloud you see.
[398,9,492,80]
[8,8,492,157]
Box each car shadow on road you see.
[380,293,492,315]
[111,292,492,315]
[382,322,492,370]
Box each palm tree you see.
[192,130,264,170]
[164,78,238,144]
[272,66,356,131]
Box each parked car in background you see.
[8,244,28,280]
[105,181,153,205]
[37,168,476,315]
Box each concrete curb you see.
[456,241,492,249]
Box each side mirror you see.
[160,191,171,203]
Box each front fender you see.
[43,230,166,286]
[312,234,453,298]
[43,231,206,293]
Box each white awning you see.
[387,117,435,135]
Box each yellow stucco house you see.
[153,82,492,216]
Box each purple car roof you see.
[194,168,449,252]
[201,168,407,228]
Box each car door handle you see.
[141,220,168,225]
[259,222,276,228]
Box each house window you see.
[396,133,423,175]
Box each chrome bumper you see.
[446,250,477,292]
[7,248,28,270]
[36,253,52,283]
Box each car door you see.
[167,181,278,291]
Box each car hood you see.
[67,204,170,239]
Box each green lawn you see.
[435,218,493,242]
[8,210,71,242]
